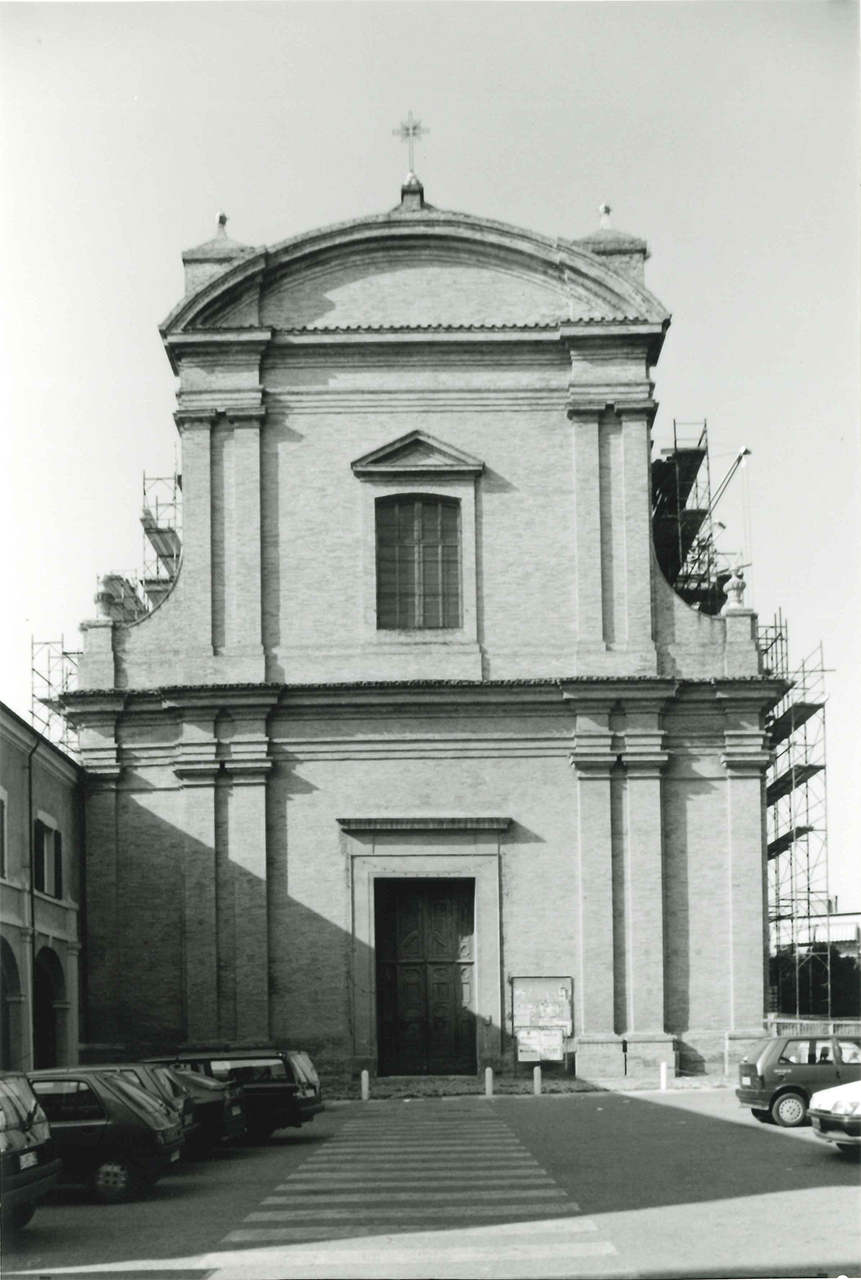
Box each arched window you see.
[376,495,461,630]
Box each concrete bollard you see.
[361,1069,370,1102]
[533,1065,542,1096]
[659,1061,668,1092]
[485,1067,493,1098]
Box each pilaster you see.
[175,411,216,657]
[620,705,674,1071]
[720,696,772,1034]
[617,405,658,663]
[226,408,265,676]
[65,940,81,1065]
[175,709,219,1043]
[224,761,271,1042]
[82,770,122,1044]
[175,762,219,1044]
[569,704,622,1075]
[568,408,605,654]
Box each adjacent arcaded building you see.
[66,176,780,1079]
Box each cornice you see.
[269,389,567,415]
[160,211,670,344]
[567,398,658,423]
[338,816,512,832]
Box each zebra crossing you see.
[208,1105,623,1278]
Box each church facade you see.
[67,176,779,1079]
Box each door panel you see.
[375,879,476,1076]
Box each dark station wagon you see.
[147,1048,323,1142]
[29,1068,184,1202]
[736,1033,861,1127]
[82,1062,245,1154]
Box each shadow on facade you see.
[6,1092,858,1271]
[81,791,734,1082]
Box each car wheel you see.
[4,1203,37,1231]
[751,1108,774,1124]
[771,1092,807,1128]
[836,1144,860,1158]
[92,1158,142,1203]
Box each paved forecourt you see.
[206,1101,623,1278]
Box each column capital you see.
[223,760,272,785]
[720,753,771,777]
[615,401,658,425]
[84,768,123,792]
[622,754,669,778]
[569,750,618,777]
[225,405,267,428]
[566,404,604,423]
[173,408,217,430]
[175,763,221,787]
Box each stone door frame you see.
[338,818,510,1073]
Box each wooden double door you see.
[375,878,477,1076]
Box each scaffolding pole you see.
[30,637,81,757]
[760,611,831,1018]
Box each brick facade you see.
[66,181,780,1078]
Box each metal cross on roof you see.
[392,111,428,174]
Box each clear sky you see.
[1,1,858,906]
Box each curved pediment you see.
[161,208,669,338]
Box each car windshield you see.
[0,1076,39,1128]
[292,1052,319,1087]
[153,1067,188,1099]
[288,1055,313,1086]
[101,1074,171,1123]
[174,1070,223,1093]
[210,1058,288,1083]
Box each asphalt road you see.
[3,1088,859,1279]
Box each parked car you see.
[78,1062,198,1144]
[808,1080,861,1155]
[0,1072,61,1232]
[736,1033,861,1127]
[147,1048,323,1141]
[28,1068,184,1202]
[171,1068,246,1152]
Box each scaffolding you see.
[30,638,81,756]
[30,470,183,754]
[141,471,182,609]
[759,611,831,1017]
[651,420,749,613]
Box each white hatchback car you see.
[808,1079,861,1155]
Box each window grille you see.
[376,496,461,629]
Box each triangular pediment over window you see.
[351,430,485,477]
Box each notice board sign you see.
[516,1026,565,1063]
[511,976,573,1034]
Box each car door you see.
[30,1079,108,1174]
[835,1036,861,1083]
[770,1038,840,1098]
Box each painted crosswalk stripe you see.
[214,1109,621,1276]
[245,1205,587,1221]
[275,1177,557,1188]
[262,1189,569,1203]
[223,1222,603,1245]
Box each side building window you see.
[33,818,63,899]
[34,819,46,893]
[376,495,461,630]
